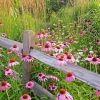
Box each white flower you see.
[78,52,83,55]
[89,51,94,54]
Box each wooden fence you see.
[0,30,100,99]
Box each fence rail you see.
[0,31,100,99]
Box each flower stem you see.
[90,63,92,71]
[6,90,10,100]
[95,64,98,74]
[42,82,44,87]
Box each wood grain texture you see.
[23,31,31,83]
[22,30,35,83]
[0,37,23,50]
[33,82,55,100]
[0,36,100,90]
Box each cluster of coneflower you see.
[0,44,76,100]
[0,29,100,100]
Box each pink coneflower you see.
[25,81,34,89]
[66,54,72,60]
[10,44,19,52]
[59,43,64,48]
[47,75,59,81]
[37,73,47,81]
[45,41,52,46]
[36,32,44,39]
[85,54,93,61]
[90,57,100,65]
[42,43,52,52]
[54,45,63,53]
[83,48,88,52]
[46,40,56,47]
[56,89,73,100]
[26,55,34,62]
[57,55,66,66]
[42,32,48,38]
[20,54,28,62]
[4,67,13,76]
[0,81,11,91]
[20,94,31,100]
[60,42,69,48]
[65,54,75,64]
[36,32,48,39]
[66,38,77,44]
[96,90,100,97]
[64,51,70,56]
[50,41,56,47]
[49,83,57,91]
[49,53,57,58]
[79,31,86,36]
[8,58,19,67]
[62,42,69,48]
[42,32,49,38]
[66,72,75,82]
[85,19,91,25]
[96,41,100,45]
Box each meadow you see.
[0,0,100,100]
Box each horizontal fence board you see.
[30,50,100,90]
[33,82,55,100]
[0,37,23,50]
[0,37,100,90]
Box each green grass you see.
[0,48,99,100]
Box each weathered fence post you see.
[22,31,55,100]
[22,30,34,83]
